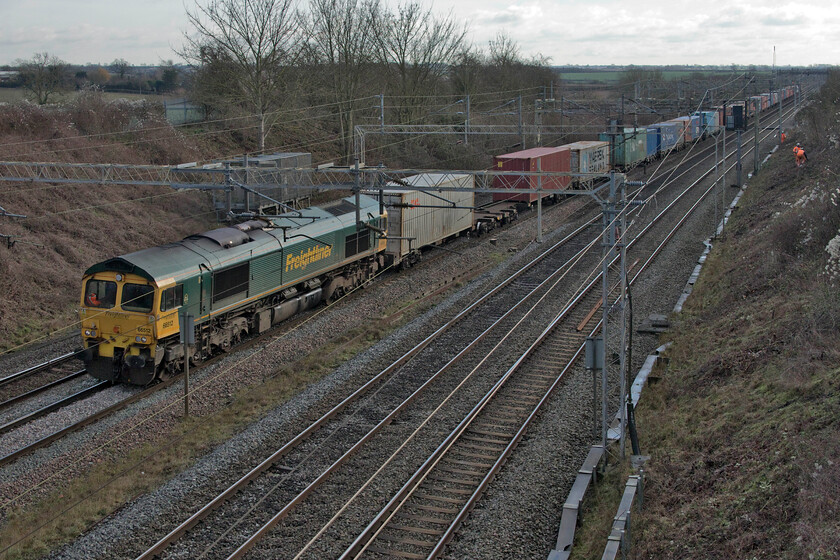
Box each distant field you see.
[0,87,175,104]
[559,72,622,83]
[559,71,701,83]
[0,88,26,103]
[560,70,774,83]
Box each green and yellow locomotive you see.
[79,195,386,384]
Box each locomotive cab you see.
[79,271,161,385]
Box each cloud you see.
[760,14,802,26]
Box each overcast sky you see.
[1,0,837,67]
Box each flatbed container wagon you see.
[492,146,571,203]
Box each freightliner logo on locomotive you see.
[285,244,333,272]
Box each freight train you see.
[79,85,798,385]
[593,84,799,171]
[78,174,519,385]
[489,84,794,192]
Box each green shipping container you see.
[599,128,647,169]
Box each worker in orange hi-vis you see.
[793,144,807,167]
[781,130,786,143]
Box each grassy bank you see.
[571,73,840,559]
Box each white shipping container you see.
[378,174,475,262]
[566,141,610,180]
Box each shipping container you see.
[649,122,680,152]
[674,116,701,143]
[695,111,719,136]
[749,96,762,116]
[670,117,692,143]
[600,128,647,168]
[379,174,475,265]
[492,146,571,203]
[645,125,660,159]
[691,115,702,140]
[566,141,610,185]
[665,119,688,148]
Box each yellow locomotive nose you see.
[79,271,159,384]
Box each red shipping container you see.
[492,147,571,203]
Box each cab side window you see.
[160,285,184,312]
[122,283,155,312]
[85,280,117,308]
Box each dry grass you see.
[0,93,219,352]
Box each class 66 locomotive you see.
[78,193,389,385]
[77,173,481,386]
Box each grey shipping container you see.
[566,141,610,185]
[377,174,475,265]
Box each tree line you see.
[12,53,183,104]
[11,0,555,164]
[181,0,555,160]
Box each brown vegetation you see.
[572,70,840,559]
[0,93,220,351]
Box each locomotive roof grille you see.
[323,200,358,217]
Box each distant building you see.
[0,71,20,84]
[163,98,204,125]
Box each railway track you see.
[0,352,81,402]
[0,191,576,477]
[0,87,808,560]
[0,380,108,435]
[338,117,776,558]
[128,98,801,559]
[134,211,604,559]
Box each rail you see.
[547,98,798,560]
[135,216,600,560]
[0,352,77,387]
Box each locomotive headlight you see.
[115,273,123,281]
[84,329,97,337]
[135,336,148,344]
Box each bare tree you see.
[305,0,378,162]
[111,58,130,79]
[180,0,302,152]
[486,32,555,94]
[369,2,467,124]
[450,46,485,98]
[488,32,520,68]
[17,52,70,105]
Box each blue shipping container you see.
[645,126,660,159]
[654,122,680,151]
[700,111,718,136]
[690,115,701,140]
